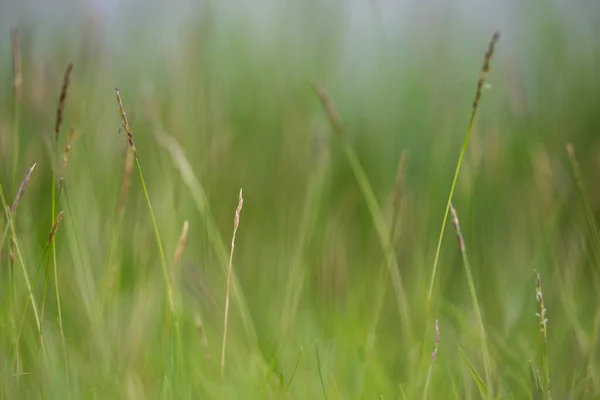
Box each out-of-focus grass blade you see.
[459,347,489,398]
[529,361,544,400]
[316,342,328,400]
[399,383,408,400]
[285,347,303,391]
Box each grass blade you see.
[426,31,501,311]
[316,342,328,400]
[313,82,413,342]
[459,347,488,399]
[115,88,180,370]
[450,203,493,396]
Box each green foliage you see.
[0,2,600,398]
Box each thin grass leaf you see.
[314,82,413,343]
[155,131,260,352]
[285,347,303,391]
[317,342,328,400]
[459,347,489,399]
[399,383,408,400]
[529,362,544,400]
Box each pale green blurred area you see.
[0,0,600,398]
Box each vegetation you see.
[0,3,599,398]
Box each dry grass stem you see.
[221,188,244,376]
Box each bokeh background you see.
[0,0,600,398]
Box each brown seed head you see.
[115,88,139,159]
[472,31,501,114]
[47,210,65,245]
[55,63,73,140]
[313,82,345,137]
[11,162,37,215]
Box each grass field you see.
[1,2,600,398]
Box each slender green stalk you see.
[426,31,500,311]
[136,161,176,315]
[115,88,181,369]
[285,347,304,392]
[0,181,44,351]
[313,82,414,343]
[102,146,133,306]
[316,343,328,400]
[155,131,260,351]
[50,63,73,377]
[422,319,440,400]
[279,147,329,340]
[343,139,413,338]
[16,212,62,347]
[449,202,493,397]
[360,153,408,396]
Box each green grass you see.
[1,3,600,398]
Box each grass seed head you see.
[11,162,37,215]
[55,63,73,140]
[472,31,500,114]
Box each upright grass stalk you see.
[566,143,600,265]
[360,153,408,396]
[279,133,329,340]
[115,88,180,367]
[221,189,244,376]
[426,31,501,311]
[11,27,22,185]
[0,165,44,351]
[565,143,600,382]
[155,131,260,351]
[534,270,552,399]
[313,82,414,342]
[449,202,493,397]
[170,220,189,293]
[365,152,408,351]
[194,312,211,365]
[316,342,328,400]
[16,211,64,346]
[51,63,73,374]
[422,319,440,400]
[103,142,134,304]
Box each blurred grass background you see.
[1,0,600,398]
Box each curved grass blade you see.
[459,347,488,399]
